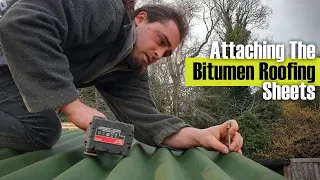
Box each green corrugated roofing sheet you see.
[0,129,286,180]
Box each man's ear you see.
[134,11,148,26]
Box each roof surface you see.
[0,129,286,180]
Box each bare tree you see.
[193,0,273,123]
[208,0,273,44]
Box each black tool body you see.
[84,116,134,156]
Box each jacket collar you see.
[81,11,137,84]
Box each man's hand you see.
[162,120,243,155]
[197,120,243,154]
[59,99,106,130]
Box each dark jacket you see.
[0,0,190,147]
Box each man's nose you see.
[154,48,166,59]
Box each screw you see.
[227,121,231,149]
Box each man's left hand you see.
[162,120,243,155]
[196,120,243,154]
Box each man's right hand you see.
[59,99,106,130]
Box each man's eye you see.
[159,37,164,45]
[164,51,172,57]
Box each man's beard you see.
[127,52,148,77]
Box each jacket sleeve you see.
[0,0,122,112]
[95,72,192,148]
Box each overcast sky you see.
[192,0,320,56]
[257,0,320,52]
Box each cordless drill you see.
[84,116,134,156]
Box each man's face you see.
[128,11,181,75]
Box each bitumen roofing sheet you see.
[0,129,286,180]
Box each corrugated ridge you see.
[212,151,286,180]
[0,133,84,178]
[53,146,125,180]
[149,148,190,180]
[0,130,77,161]
[176,148,233,180]
[53,158,111,180]
[0,149,22,161]
[56,131,83,145]
[0,145,84,180]
[104,144,150,180]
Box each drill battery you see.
[84,116,134,156]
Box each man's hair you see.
[134,4,189,43]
